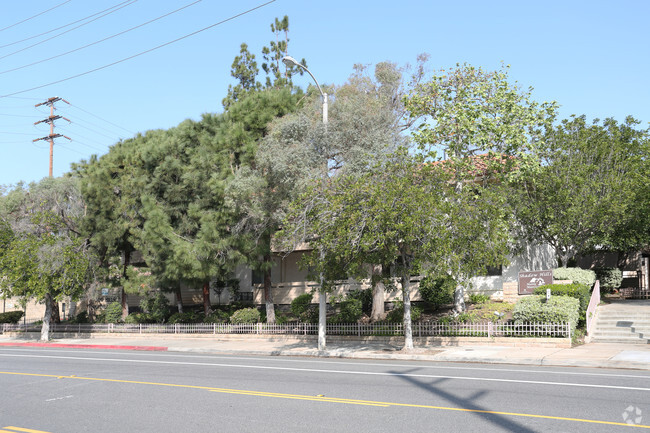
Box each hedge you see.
[513,295,580,333]
[0,310,24,324]
[594,267,623,290]
[534,283,590,322]
[230,308,261,324]
[553,267,596,287]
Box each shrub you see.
[553,267,596,287]
[513,295,579,333]
[104,302,123,323]
[139,291,171,323]
[594,267,623,291]
[386,300,422,323]
[346,288,373,314]
[204,310,230,323]
[469,293,491,305]
[300,307,319,324]
[230,308,261,324]
[419,275,455,309]
[168,311,204,324]
[0,310,24,324]
[331,298,363,323]
[533,283,590,323]
[290,293,313,317]
[68,311,89,324]
[124,312,155,324]
[471,302,514,321]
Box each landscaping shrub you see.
[468,293,491,305]
[346,288,373,314]
[230,308,261,324]
[471,302,514,321]
[290,293,313,317]
[204,310,230,323]
[513,295,579,333]
[168,311,204,324]
[553,267,596,287]
[594,267,623,291]
[68,311,89,324]
[124,312,155,324]
[386,300,422,323]
[139,291,171,323]
[330,298,363,323]
[300,307,319,324]
[533,283,590,323]
[0,310,24,324]
[103,301,123,323]
[419,274,455,309]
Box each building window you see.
[485,265,503,276]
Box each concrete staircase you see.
[591,300,650,344]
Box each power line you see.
[0,1,137,61]
[0,0,202,76]
[0,0,134,49]
[66,103,135,135]
[0,0,277,98]
[0,0,73,33]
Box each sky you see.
[0,0,648,186]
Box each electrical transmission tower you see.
[33,96,71,177]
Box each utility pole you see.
[34,97,71,177]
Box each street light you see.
[282,56,328,124]
[283,55,328,351]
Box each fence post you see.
[488,322,492,338]
[139,324,142,334]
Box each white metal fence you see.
[2,321,571,338]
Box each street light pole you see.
[282,55,328,351]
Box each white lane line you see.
[2,347,649,380]
[1,352,650,392]
[45,395,73,402]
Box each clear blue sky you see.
[1,0,648,186]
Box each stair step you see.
[591,338,650,344]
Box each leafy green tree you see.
[404,63,557,310]
[510,115,649,267]
[0,177,96,340]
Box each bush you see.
[346,288,373,315]
[290,293,313,317]
[230,308,261,324]
[124,312,155,324]
[300,307,319,324]
[168,311,204,324]
[68,311,89,324]
[0,310,24,324]
[331,298,363,323]
[533,283,590,323]
[104,302,123,323]
[470,302,514,322]
[386,300,422,323]
[469,293,491,305]
[204,310,230,323]
[419,275,455,309]
[594,267,623,291]
[139,291,171,323]
[553,267,596,287]
[513,295,580,333]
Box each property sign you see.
[518,270,553,295]
[101,288,110,296]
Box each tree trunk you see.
[370,264,385,321]
[51,298,61,324]
[175,285,184,313]
[454,279,466,314]
[40,293,52,342]
[263,254,275,324]
[202,281,211,316]
[401,268,414,352]
[121,250,131,319]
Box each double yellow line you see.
[2,371,649,429]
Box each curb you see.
[0,342,168,351]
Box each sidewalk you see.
[1,333,649,371]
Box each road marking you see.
[2,427,51,433]
[0,371,648,429]
[45,395,73,402]
[1,353,650,392]
[3,347,650,380]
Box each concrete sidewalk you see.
[1,333,649,371]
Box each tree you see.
[510,115,649,266]
[0,177,96,340]
[405,63,557,309]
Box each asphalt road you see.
[0,347,649,433]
